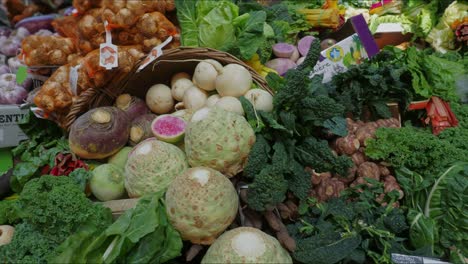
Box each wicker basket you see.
[62,47,273,130]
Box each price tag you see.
[69,64,81,96]
[137,36,173,72]
[100,21,118,70]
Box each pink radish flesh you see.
[152,116,186,137]
[298,36,316,56]
[273,43,296,58]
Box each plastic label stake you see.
[69,64,82,96]
[137,36,173,72]
[100,21,118,70]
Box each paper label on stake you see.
[137,36,173,72]
[100,21,118,70]
[69,64,81,96]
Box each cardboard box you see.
[310,14,380,83]
[0,105,29,148]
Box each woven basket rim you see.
[63,47,273,130]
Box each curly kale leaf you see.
[19,176,112,243]
[0,223,57,264]
[296,137,353,175]
[247,165,289,211]
[243,134,271,179]
[293,230,362,264]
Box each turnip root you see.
[206,94,221,107]
[357,162,380,180]
[265,58,296,76]
[244,89,273,112]
[183,86,207,110]
[215,96,244,115]
[114,93,150,120]
[69,107,130,159]
[171,72,191,87]
[146,84,174,114]
[172,78,194,101]
[193,61,219,91]
[90,163,126,201]
[273,43,296,58]
[334,135,360,155]
[298,35,316,56]
[129,113,156,146]
[296,57,305,66]
[310,170,331,185]
[289,47,300,62]
[215,64,252,97]
[0,225,14,246]
[204,59,223,73]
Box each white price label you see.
[137,36,173,72]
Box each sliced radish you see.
[151,115,187,144]
[273,43,296,58]
[298,36,316,57]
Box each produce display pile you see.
[0,0,467,264]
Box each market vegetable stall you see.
[0,0,466,263]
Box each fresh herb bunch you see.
[288,179,416,264]
[241,39,353,211]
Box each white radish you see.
[146,84,174,114]
[206,94,221,107]
[172,78,194,101]
[215,64,252,97]
[204,59,223,73]
[183,87,208,111]
[244,89,273,112]
[215,96,244,115]
[193,61,218,91]
[0,225,15,246]
[171,72,191,87]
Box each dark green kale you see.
[289,182,412,264]
[247,165,289,211]
[330,47,415,120]
[242,39,352,211]
[0,176,113,263]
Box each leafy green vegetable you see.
[50,191,183,264]
[0,176,113,263]
[10,111,68,192]
[290,181,411,264]
[330,47,415,120]
[175,0,269,60]
[242,39,353,211]
[0,199,21,225]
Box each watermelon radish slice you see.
[151,115,186,144]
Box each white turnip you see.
[183,87,207,110]
[215,96,244,115]
[170,72,191,87]
[215,64,252,97]
[146,84,174,114]
[244,89,273,112]
[171,78,194,101]
[206,94,220,107]
[193,61,219,91]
